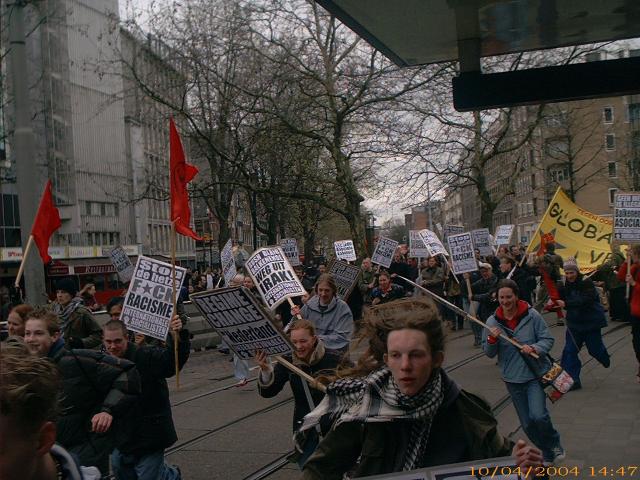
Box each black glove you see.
[67,337,84,349]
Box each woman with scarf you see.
[50,278,102,349]
[300,298,543,478]
[371,271,405,305]
[256,319,341,467]
[484,279,565,464]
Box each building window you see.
[605,134,615,151]
[549,165,570,183]
[608,162,617,178]
[609,188,618,205]
[603,107,614,124]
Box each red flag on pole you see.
[170,118,202,241]
[31,180,62,264]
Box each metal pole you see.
[8,1,47,304]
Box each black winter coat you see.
[258,342,341,432]
[117,329,191,456]
[559,276,607,332]
[48,339,140,449]
[470,274,499,321]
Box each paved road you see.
[166,315,636,479]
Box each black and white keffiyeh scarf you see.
[52,297,84,331]
[295,366,445,471]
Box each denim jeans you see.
[111,449,180,480]
[561,328,610,384]
[505,380,563,462]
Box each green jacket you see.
[594,251,625,290]
[303,373,513,479]
[51,303,103,349]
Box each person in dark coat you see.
[300,298,544,479]
[558,258,610,390]
[103,316,190,479]
[370,271,405,305]
[24,310,140,474]
[465,263,498,346]
[50,278,102,349]
[497,256,534,305]
[256,319,341,467]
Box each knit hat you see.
[478,262,492,271]
[563,257,579,273]
[56,278,78,296]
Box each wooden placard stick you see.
[170,222,180,390]
[14,235,35,288]
[274,354,326,392]
[397,275,539,358]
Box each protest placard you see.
[409,230,430,258]
[329,260,360,300]
[418,229,448,257]
[371,236,399,268]
[443,224,464,242]
[334,240,357,262]
[494,225,514,247]
[280,238,301,266]
[121,256,186,341]
[221,239,237,286]
[613,191,640,244]
[360,456,516,480]
[191,286,293,359]
[245,246,306,309]
[108,245,134,282]
[447,232,478,274]
[472,228,494,256]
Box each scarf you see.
[52,297,84,331]
[296,366,444,471]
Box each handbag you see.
[520,351,574,403]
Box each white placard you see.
[328,260,361,300]
[371,236,399,268]
[471,228,494,256]
[613,191,640,243]
[443,224,464,241]
[494,225,514,247]
[245,247,306,309]
[191,286,293,359]
[221,239,237,286]
[334,240,357,262]
[409,230,430,258]
[109,246,134,282]
[280,238,301,266]
[447,232,478,274]
[418,229,449,257]
[121,256,186,341]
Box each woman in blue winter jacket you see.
[484,279,565,464]
[557,257,610,390]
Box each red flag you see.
[31,180,62,264]
[170,118,202,241]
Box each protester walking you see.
[300,298,544,478]
[466,263,498,347]
[5,303,34,338]
[616,245,640,382]
[50,278,102,349]
[484,279,565,464]
[299,274,353,355]
[104,316,189,480]
[557,258,610,390]
[24,310,140,473]
[371,271,405,305]
[256,320,341,467]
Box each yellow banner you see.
[526,187,615,272]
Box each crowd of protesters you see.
[1,236,635,479]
